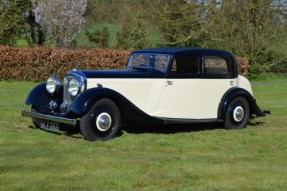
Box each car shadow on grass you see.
[121,122,225,135]
[121,120,266,135]
[28,120,266,140]
[28,122,224,140]
[28,125,82,139]
[247,121,265,126]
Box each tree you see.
[117,13,150,49]
[86,27,110,48]
[25,9,45,46]
[80,0,287,73]
[150,0,204,47]
[32,0,87,47]
[0,0,33,45]
[201,0,287,73]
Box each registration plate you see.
[40,121,60,132]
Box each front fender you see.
[218,87,265,119]
[25,82,63,112]
[25,83,50,112]
[67,88,119,116]
[67,87,163,125]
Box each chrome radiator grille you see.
[61,72,86,113]
[63,75,74,110]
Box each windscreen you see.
[127,53,171,73]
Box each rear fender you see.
[218,87,265,119]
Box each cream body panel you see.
[87,78,161,113]
[144,79,167,114]
[154,79,202,119]
[155,78,237,119]
[87,77,241,120]
[237,75,253,95]
[200,78,237,118]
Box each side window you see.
[154,54,170,73]
[204,56,229,75]
[171,55,200,74]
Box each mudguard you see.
[25,83,50,112]
[25,82,63,113]
[218,87,266,119]
[66,87,164,125]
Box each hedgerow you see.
[0,46,248,81]
[0,46,129,81]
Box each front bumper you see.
[21,109,77,126]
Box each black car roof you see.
[131,47,234,57]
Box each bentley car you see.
[21,47,269,141]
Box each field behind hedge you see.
[0,46,129,81]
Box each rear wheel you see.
[80,98,121,141]
[225,96,250,129]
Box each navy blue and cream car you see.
[22,47,269,141]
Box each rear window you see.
[204,56,229,75]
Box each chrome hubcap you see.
[233,106,244,122]
[96,113,112,132]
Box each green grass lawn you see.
[0,80,286,191]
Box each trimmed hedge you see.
[0,46,248,81]
[0,46,130,81]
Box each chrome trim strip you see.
[21,110,77,126]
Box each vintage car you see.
[21,47,269,141]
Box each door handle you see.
[167,80,173,85]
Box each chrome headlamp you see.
[46,75,61,94]
[68,77,84,97]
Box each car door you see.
[200,55,236,119]
[154,54,203,119]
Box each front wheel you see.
[225,96,250,129]
[80,98,121,141]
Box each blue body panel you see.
[66,87,164,125]
[81,70,165,79]
[25,83,50,112]
[218,87,265,119]
[132,47,234,57]
[25,82,64,114]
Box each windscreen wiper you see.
[132,67,163,74]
